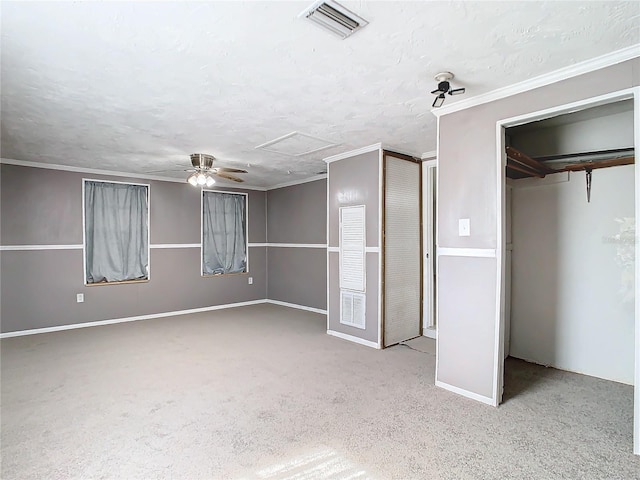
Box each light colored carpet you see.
[400,336,436,355]
[1,304,638,479]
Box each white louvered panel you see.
[340,290,366,329]
[339,205,366,292]
[384,157,421,347]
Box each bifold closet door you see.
[383,155,421,347]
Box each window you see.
[202,190,247,276]
[83,180,149,285]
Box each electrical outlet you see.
[248,277,253,285]
[76,293,84,303]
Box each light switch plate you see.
[76,293,84,303]
[248,277,253,285]
[459,218,470,237]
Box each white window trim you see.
[200,189,249,277]
[82,178,151,285]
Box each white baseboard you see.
[327,329,380,349]
[423,328,437,339]
[264,299,327,315]
[435,380,496,406]
[0,300,268,338]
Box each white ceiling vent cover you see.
[299,0,368,39]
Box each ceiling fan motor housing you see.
[437,80,450,93]
[190,153,214,170]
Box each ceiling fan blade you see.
[432,94,445,108]
[215,172,245,183]
[214,167,248,174]
[449,87,466,95]
[430,88,443,95]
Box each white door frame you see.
[422,158,437,338]
[494,87,640,455]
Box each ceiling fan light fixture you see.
[432,93,446,108]
[430,71,465,108]
[185,153,247,186]
[196,173,207,186]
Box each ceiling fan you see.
[431,72,466,108]
[186,153,247,187]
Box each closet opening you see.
[496,91,638,454]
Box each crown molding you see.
[431,43,640,118]
[323,143,382,164]
[0,158,268,191]
[421,150,437,160]
[381,144,421,159]
[323,142,420,164]
[268,174,327,191]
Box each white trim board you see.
[633,86,640,455]
[323,143,420,164]
[437,247,496,258]
[0,243,275,251]
[377,147,384,347]
[324,143,382,164]
[151,243,201,249]
[265,299,327,315]
[432,44,640,117]
[494,86,640,454]
[421,150,437,160]
[268,174,327,190]
[435,380,496,406]
[0,244,83,251]
[423,328,436,339]
[328,246,379,253]
[0,300,268,339]
[434,113,442,393]
[327,330,380,349]
[264,243,327,248]
[0,157,268,191]
[326,166,331,333]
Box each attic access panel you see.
[255,131,338,157]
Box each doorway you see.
[422,159,437,339]
[495,88,640,454]
[382,152,422,347]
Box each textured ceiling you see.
[1,1,639,188]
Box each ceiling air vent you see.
[299,0,368,39]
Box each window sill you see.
[85,279,149,287]
[201,272,248,278]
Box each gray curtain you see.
[202,192,246,275]
[85,181,149,283]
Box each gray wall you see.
[436,58,639,400]
[266,179,327,310]
[0,164,266,333]
[327,150,380,344]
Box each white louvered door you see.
[384,155,421,347]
